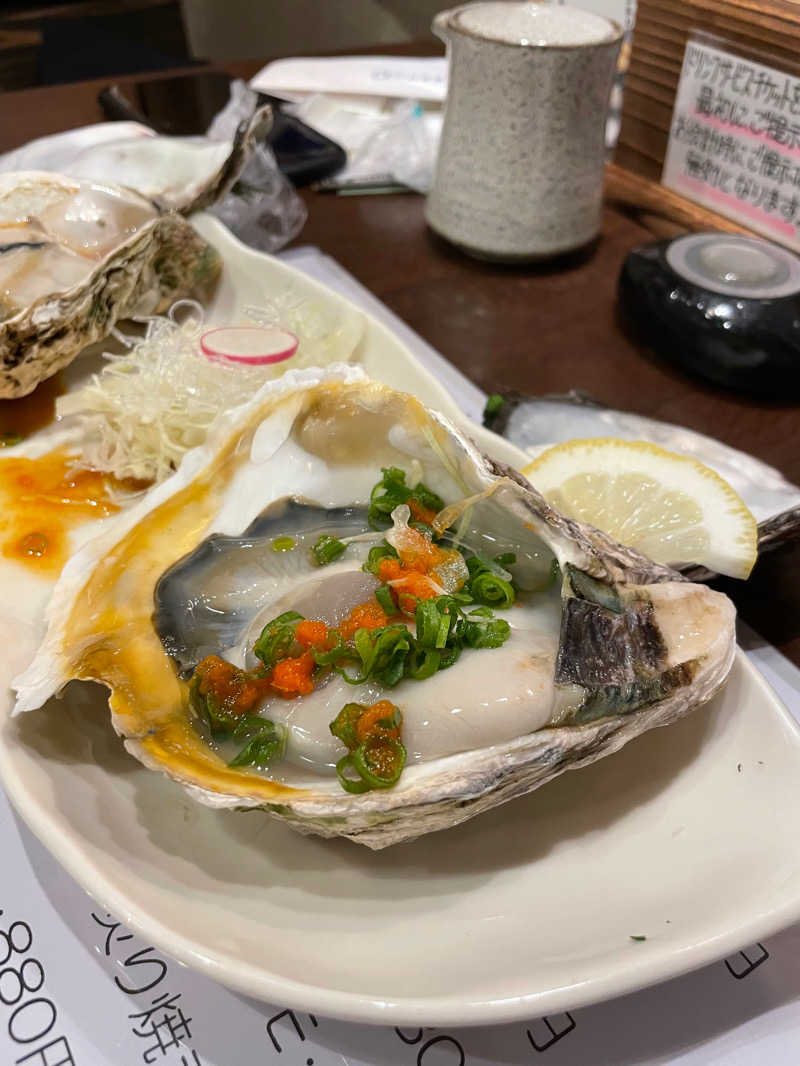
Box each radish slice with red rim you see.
[200,326,299,366]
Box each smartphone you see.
[99,71,346,187]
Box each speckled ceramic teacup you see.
[426,1,623,261]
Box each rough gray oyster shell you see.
[12,367,736,848]
[0,106,269,400]
[0,170,224,398]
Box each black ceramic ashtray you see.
[618,232,800,397]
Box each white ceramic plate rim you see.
[2,654,800,1027]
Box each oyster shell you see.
[0,171,221,398]
[0,106,270,215]
[13,367,736,848]
[53,108,270,215]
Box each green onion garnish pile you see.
[188,465,530,791]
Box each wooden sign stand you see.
[608,0,800,237]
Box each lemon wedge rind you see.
[522,438,758,580]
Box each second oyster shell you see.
[0,171,221,397]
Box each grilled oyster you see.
[0,171,221,398]
[13,368,736,848]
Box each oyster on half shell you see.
[0,171,221,397]
[13,368,736,848]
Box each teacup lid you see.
[443,2,621,47]
[665,232,800,299]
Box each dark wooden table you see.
[1,56,798,666]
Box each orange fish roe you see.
[355,699,401,743]
[377,557,405,583]
[269,651,316,698]
[377,557,439,612]
[396,526,444,570]
[339,599,390,640]
[295,619,331,649]
[193,655,272,717]
[408,497,438,525]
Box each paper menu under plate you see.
[2,248,800,1066]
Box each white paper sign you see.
[663,37,800,252]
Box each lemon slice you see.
[522,438,758,579]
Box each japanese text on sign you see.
[0,907,76,1066]
[663,38,800,252]
[90,912,201,1065]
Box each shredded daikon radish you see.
[57,294,365,483]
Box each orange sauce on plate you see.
[0,450,147,575]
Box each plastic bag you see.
[346,99,439,193]
[291,94,441,193]
[206,79,307,252]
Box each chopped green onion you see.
[374,584,396,614]
[352,735,406,789]
[330,701,403,751]
[330,703,406,793]
[468,552,514,582]
[311,633,350,667]
[189,675,239,732]
[397,592,419,617]
[415,599,442,648]
[463,608,511,649]
[228,718,287,768]
[336,754,371,793]
[312,534,347,567]
[339,624,412,688]
[406,647,441,680]
[270,537,296,554]
[469,571,515,608]
[376,708,402,731]
[465,552,516,608]
[438,645,462,670]
[252,610,304,669]
[467,605,493,617]
[231,715,268,739]
[435,610,452,649]
[363,541,398,576]
[247,575,513,723]
[417,596,469,649]
[484,393,504,418]
[368,466,444,530]
[329,702,365,752]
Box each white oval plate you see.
[2,216,800,1027]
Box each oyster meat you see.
[13,367,737,848]
[0,171,221,398]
